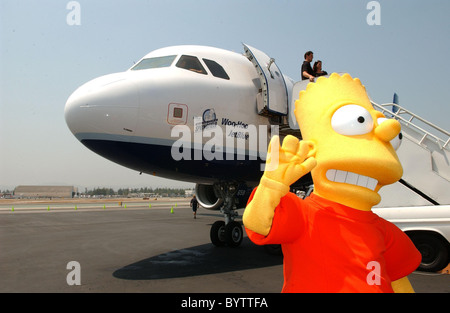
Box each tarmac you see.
[0,198,448,293]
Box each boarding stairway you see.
[371,101,450,206]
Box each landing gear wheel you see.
[225,221,243,247]
[210,221,226,247]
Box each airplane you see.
[65,44,311,247]
[64,44,399,247]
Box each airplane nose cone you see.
[65,73,140,141]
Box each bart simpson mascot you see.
[243,73,421,293]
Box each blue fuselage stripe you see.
[77,133,312,186]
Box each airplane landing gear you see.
[209,182,244,247]
[210,221,226,246]
[210,220,244,247]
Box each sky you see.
[0,0,449,191]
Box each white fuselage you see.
[65,45,290,185]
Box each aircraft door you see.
[243,44,288,115]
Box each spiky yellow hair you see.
[294,73,370,139]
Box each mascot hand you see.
[243,135,316,236]
[263,135,316,189]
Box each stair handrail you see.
[371,101,450,150]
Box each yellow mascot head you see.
[295,73,403,211]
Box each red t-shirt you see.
[245,190,421,293]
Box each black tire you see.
[210,221,226,247]
[409,233,449,272]
[224,221,243,247]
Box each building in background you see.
[14,186,78,199]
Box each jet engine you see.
[195,184,223,210]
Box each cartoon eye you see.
[377,117,403,150]
[331,105,374,135]
[390,132,403,150]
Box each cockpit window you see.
[130,55,177,71]
[203,59,230,80]
[176,55,207,75]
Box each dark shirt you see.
[301,61,314,80]
[315,70,328,77]
[190,198,198,210]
